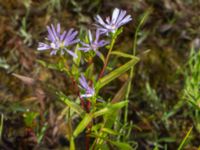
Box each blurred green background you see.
[0,0,200,149]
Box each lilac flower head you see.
[79,30,109,56]
[37,23,79,58]
[79,74,95,98]
[94,8,132,34]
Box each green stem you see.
[98,37,116,79]
[70,137,75,150]
[124,68,134,124]
[124,9,151,125]
[0,114,3,142]
[177,126,193,150]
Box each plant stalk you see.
[98,37,116,79]
[124,9,151,125]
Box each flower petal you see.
[106,16,111,24]
[117,15,132,27]
[95,30,100,42]
[79,75,88,89]
[37,42,50,51]
[66,39,79,46]
[51,24,58,39]
[78,47,90,52]
[94,50,102,57]
[115,10,127,25]
[88,30,93,43]
[47,26,56,42]
[66,50,77,58]
[50,50,57,55]
[57,23,61,35]
[95,15,106,27]
[80,41,90,47]
[80,94,93,98]
[112,8,120,24]
[65,29,78,44]
[98,40,109,47]
[60,31,66,41]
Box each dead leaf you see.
[12,73,35,85]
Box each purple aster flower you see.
[79,74,95,98]
[37,23,79,58]
[94,8,132,34]
[78,30,109,56]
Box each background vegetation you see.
[0,0,200,149]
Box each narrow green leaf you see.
[111,51,137,59]
[97,58,139,89]
[73,44,81,65]
[158,137,176,143]
[110,141,133,150]
[97,144,110,150]
[93,107,109,118]
[37,59,67,71]
[91,123,102,132]
[94,101,127,147]
[102,128,118,135]
[37,60,57,70]
[178,126,193,150]
[37,123,48,143]
[70,137,75,150]
[110,101,129,110]
[188,99,200,110]
[85,63,94,79]
[0,114,3,141]
[73,113,93,138]
[23,111,39,127]
[72,45,81,76]
[58,93,85,116]
[93,101,128,118]
[99,52,106,63]
[0,57,9,69]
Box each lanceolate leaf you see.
[111,51,137,59]
[110,141,133,150]
[92,101,128,147]
[97,57,139,89]
[73,113,93,138]
[58,92,85,116]
[93,101,128,118]
[73,45,81,65]
[102,128,118,135]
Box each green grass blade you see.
[177,126,193,150]
[0,114,3,141]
